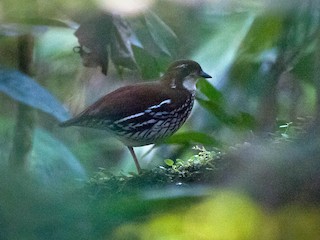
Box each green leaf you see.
[164,159,174,167]
[197,98,230,123]
[164,131,220,146]
[197,98,255,129]
[111,16,138,71]
[230,14,283,86]
[133,46,171,79]
[193,12,256,80]
[197,78,224,104]
[29,128,87,185]
[3,17,74,28]
[144,11,177,57]
[0,69,70,121]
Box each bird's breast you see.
[108,94,195,146]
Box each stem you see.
[9,34,36,170]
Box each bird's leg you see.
[127,146,142,174]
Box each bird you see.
[59,59,212,174]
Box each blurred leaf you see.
[164,159,174,166]
[197,98,228,121]
[230,14,283,85]
[112,190,263,240]
[130,16,166,57]
[1,18,74,30]
[133,46,171,79]
[197,98,255,129]
[239,14,283,55]
[197,78,223,104]
[164,131,219,146]
[194,12,256,80]
[144,11,177,57]
[75,13,140,74]
[0,68,70,121]
[128,10,178,78]
[29,128,87,185]
[0,168,91,239]
[110,16,138,72]
[0,23,45,38]
[74,11,176,76]
[74,13,112,74]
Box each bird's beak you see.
[199,70,212,78]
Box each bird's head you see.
[162,59,212,91]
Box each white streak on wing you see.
[114,99,171,124]
[148,99,171,110]
[115,112,145,123]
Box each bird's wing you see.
[60,83,186,127]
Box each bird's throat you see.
[182,76,197,92]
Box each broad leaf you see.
[110,16,138,71]
[193,12,256,82]
[197,98,256,129]
[230,14,283,86]
[144,11,177,57]
[74,13,113,74]
[130,17,166,57]
[29,128,87,185]
[197,98,231,124]
[197,78,224,104]
[0,69,70,121]
[133,46,171,79]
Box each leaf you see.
[29,128,87,185]
[230,14,283,86]
[144,11,177,57]
[75,13,140,75]
[0,69,70,121]
[164,131,220,146]
[197,78,224,104]
[164,159,174,167]
[130,16,166,57]
[193,12,256,81]
[197,98,256,129]
[197,98,230,123]
[110,15,138,71]
[74,13,112,74]
[132,46,171,79]
[4,17,74,28]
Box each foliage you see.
[1,0,320,239]
[0,69,70,122]
[88,146,222,197]
[196,78,256,129]
[74,11,177,77]
[112,191,320,240]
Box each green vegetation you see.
[1,0,320,239]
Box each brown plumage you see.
[60,59,211,173]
